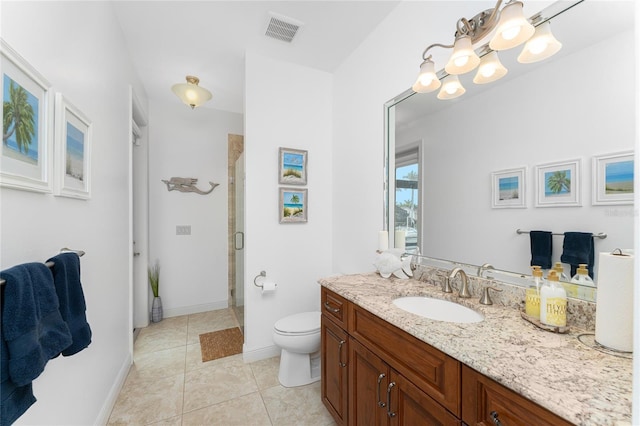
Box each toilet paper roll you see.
[595,250,634,352]
[262,281,277,294]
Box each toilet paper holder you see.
[254,270,277,289]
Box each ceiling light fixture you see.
[412,0,562,100]
[171,75,212,109]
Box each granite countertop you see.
[319,273,633,426]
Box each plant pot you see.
[151,296,163,323]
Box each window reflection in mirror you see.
[396,146,420,253]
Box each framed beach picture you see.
[279,187,307,223]
[491,167,526,208]
[278,147,307,185]
[54,93,92,199]
[1,39,53,193]
[592,151,634,205]
[535,159,581,207]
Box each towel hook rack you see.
[516,229,607,239]
[0,248,85,287]
[253,271,267,288]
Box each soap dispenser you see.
[553,261,578,298]
[525,266,543,320]
[552,262,569,281]
[570,263,596,300]
[540,270,567,327]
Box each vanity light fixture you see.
[412,0,562,100]
[171,75,212,109]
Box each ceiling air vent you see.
[265,12,303,43]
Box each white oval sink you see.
[393,296,484,323]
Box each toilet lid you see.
[274,311,321,334]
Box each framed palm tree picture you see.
[54,93,92,199]
[279,187,307,223]
[1,39,53,193]
[535,159,581,207]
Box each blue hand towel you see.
[1,287,36,426]
[529,231,553,269]
[47,253,92,356]
[561,232,594,278]
[0,263,72,387]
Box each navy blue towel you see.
[47,253,92,356]
[560,232,594,278]
[529,231,553,269]
[1,263,72,386]
[1,288,36,426]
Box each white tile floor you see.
[107,308,334,425]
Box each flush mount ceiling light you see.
[412,0,562,100]
[171,75,212,109]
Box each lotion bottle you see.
[540,270,567,327]
[525,266,543,319]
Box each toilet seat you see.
[274,311,320,336]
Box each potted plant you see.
[148,261,163,322]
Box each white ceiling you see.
[113,1,401,114]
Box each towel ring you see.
[253,271,266,288]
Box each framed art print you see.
[278,147,307,185]
[535,159,581,207]
[279,187,307,223]
[592,151,634,205]
[54,93,92,199]
[1,39,53,193]
[491,167,526,208]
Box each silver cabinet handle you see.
[234,231,244,250]
[376,373,387,407]
[338,340,346,368]
[323,301,340,313]
[386,382,396,418]
[490,411,503,426]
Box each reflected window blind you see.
[396,147,418,168]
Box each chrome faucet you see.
[445,267,472,298]
[477,263,495,278]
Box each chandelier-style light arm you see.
[422,43,454,61]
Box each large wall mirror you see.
[384,0,636,300]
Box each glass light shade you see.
[489,1,535,51]
[473,51,508,84]
[437,75,465,100]
[171,76,212,109]
[517,21,562,64]
[445,35,480,75]
[412,59,441,93]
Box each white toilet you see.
[273,311,321,387]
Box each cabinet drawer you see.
[461,365,574,426]
[349,304,461,417]
[321,287,349,329]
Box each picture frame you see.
[592,151,634,205]
[1,39,53,193]
[535,159,581,207]
[491,167,526,208]
[54,93,92,199]
[279,187,308,223]
[278,147,307,185]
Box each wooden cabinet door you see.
[388,371,461,426]
[349,338,389,426]
[321,315,349,425]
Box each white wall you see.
[244,52,333,359]
[1,1,146,424]
[147,101,243,317]
[396,30,635,276]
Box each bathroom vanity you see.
[319,273,632,425]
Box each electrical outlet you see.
[176,225,191,235]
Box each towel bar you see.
[516,229,607,239]
[0,249,85,287]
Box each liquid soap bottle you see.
[552,262,569,281]
[570,263,595,300]
[553,262,577,298]
[525,266,543,319]
[540,270,567,327]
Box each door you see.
[349,338,388,426]
[233,151,245,329]
[321,315,348,424]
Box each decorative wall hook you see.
[161,177,219,195]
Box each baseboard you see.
[162,300,229,318]
[94,352,132,425]
[242,344,281,363]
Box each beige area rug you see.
[199,327,243,362]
